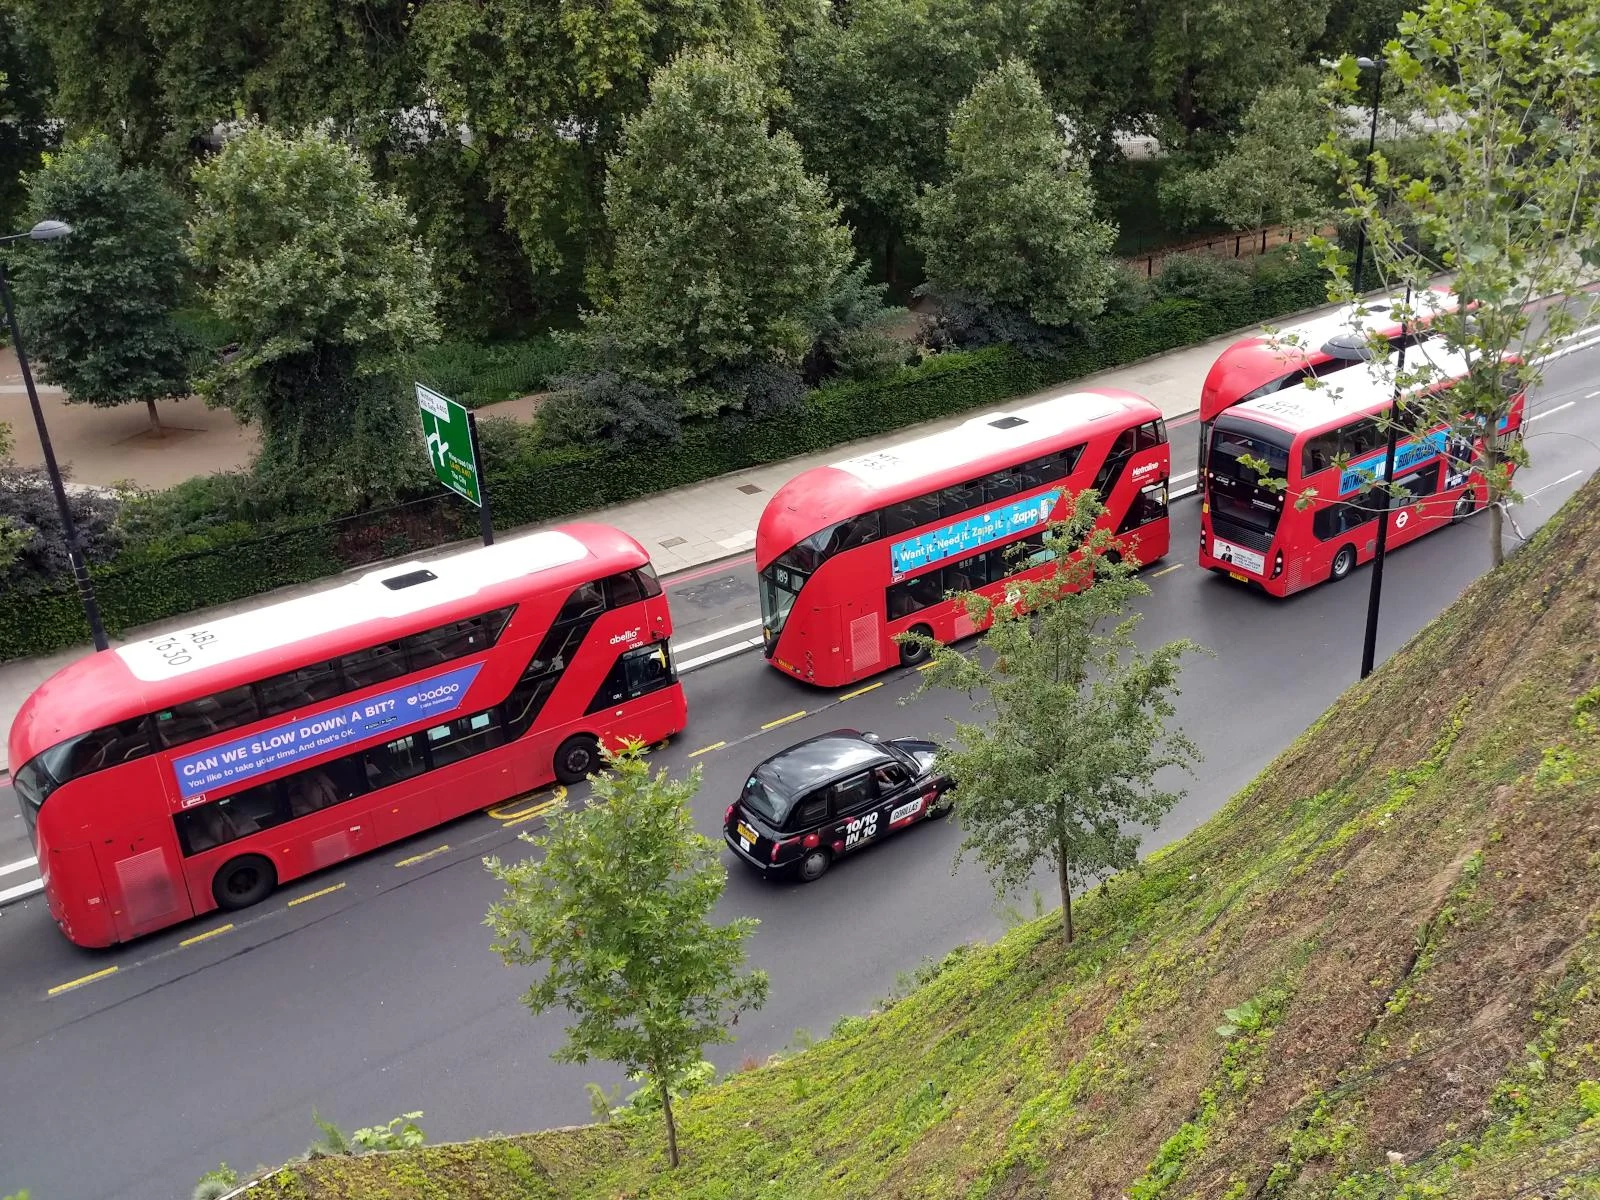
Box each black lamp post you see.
[1322,278,1414,680]
[1350,55,1384,295]
[0,219,111,652]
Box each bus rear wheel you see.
[213,854,277,911]
[1330,545,1358,582]
[898,625,934,668]
[1452,489,1477,524]
[554,735,601,785]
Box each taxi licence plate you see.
[1229,571,1248,583]
[736,821,758,848]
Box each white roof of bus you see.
[1248,288,1455,357]
[830,389,1146,490]
[116,529,592,683]
[1231,339,1471,433]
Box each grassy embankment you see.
[248,475,1600,1200]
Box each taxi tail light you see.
[771,837,799,864]
[724,804,735,826]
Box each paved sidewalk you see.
[0,299,1348,772]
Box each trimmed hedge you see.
[1,259,1332,663]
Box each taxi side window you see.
[790,792,830,828]
[873,762,909,790]
[830,772,876,815]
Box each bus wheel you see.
[212,854,277,911]
[554,735,600,785]
[796,848,832,883]
[899,625,933,667]
[1452,489,1477,524]
[1330,545,1358,582]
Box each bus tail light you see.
[1271,550,1284,580]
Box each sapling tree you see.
[1315,0,1600,566]
[909,495,1203,946]
[485,743,768,1168]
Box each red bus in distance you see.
[9,523,687,948]
[756,388,1171,687]
[1198,339,1523,596]
[1196,288,1461,476]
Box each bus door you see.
[1387,463,1441,550]
[99,820,189,941]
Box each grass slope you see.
[250,477,1600,1200]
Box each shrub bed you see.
[1,257,1332,662]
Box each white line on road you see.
[678,637,766,673]
[1172,470,1198,483]
[0,878,42,905]
[1587,389,1600,399]
[1539,334,1600,364]
[0,857,36,878]
[1528,401,1576,423]
[1518,470,1584,503]
[672,617,763,653]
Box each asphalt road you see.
[0,352,1596,1200]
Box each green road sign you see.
[416,383,482,508]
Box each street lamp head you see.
[28,220,73,241]
[1321,332,1377,362]
[1355,56,1379,70]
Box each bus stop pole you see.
[467,411,493,547]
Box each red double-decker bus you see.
[9,523,687,948]
[756,388,1171,687]
[1199,340,1524,596]
[1197,288,1460,476]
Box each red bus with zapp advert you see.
[1199,340,1524,596]
[9,523,686,948]
[1196,288,1460,476]
[756,388,1171,687]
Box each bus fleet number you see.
[844,812,880,848]
[151,629,218,667]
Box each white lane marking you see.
[1586,389,1600,399]
[0,878,42,905]
[0,857,37,878]
[1528,401,1575,423]
[673,617,763,653]
[1517,470,1584,503]
[1539,334,1600,364]
[1171,470,1198,483]
[678,637,766,673]
[1559,323,1600,343]
[1172,483,1198,501]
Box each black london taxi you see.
[724,729,953,883]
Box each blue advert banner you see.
[1338,431,1448,498]
[890,490,1061,578]
[171,662,485,799]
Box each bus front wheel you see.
[213,854,277,911]
[554,735,601,785]
[1330,545,1358,582]
[899,625,934,667]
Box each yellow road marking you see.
[688,741,726,758]
[47,966,117,996]
[761,711,807,731]
[180,923,234,947]
[916,660,937,671]
[286,882,345,908]
[1152,563,1185,578]
[487,786,565,821]
[838,681,884,701]
[395,845,451,868]
[501,798,565,828]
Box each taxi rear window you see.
[742,772,785,823]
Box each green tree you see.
[782,0,1015,279]
[11,136,193,434]
[0,7,57,235]
[586,49,854,412]
[914,59,1117,328]
[911,496,1203,945]
[415,0,768,304]
[1174,72,1334,231]
[485,745,768,1169]
[190,125,439,506]
[1316,0,1600,567]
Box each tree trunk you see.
[660,1081,680,1169]
[145,397,163,435]
[1057,844,1075,946]
[884,233,898,286]
[1488,498,1505,568]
